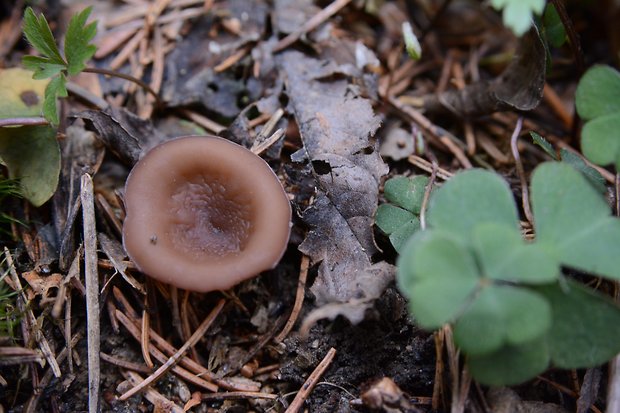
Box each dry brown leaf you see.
[279,44,393,325]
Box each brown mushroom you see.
[122,135,291,292]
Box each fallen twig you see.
[285,347,337,413]
[81,174,100,413]
[275,254,310,343]
[273,0,353,52]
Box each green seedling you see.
[375,176,429,252]
[22,6,97,126]
[396,162,620,385]
[576,65,620,170]
[530,131,606,193]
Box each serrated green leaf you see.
[576,65,620,120]
[537,280,620,369]
[22,8,65,66]
[559,148,607,193]
[543,3,566,48]
[389,220,420,253]
[375,204,416,234]
[43,75,67,126]
[384,175,428,214]
[64,7,97,76]
[473,223,559,283]
[22,56,65,79]
[580,113,620,170]
[491,0,545,37]
[530,131,557,160]
[427,169,520,243]
[397,230,479,329]
[0,125,60,206]
[468,336,550,386]
[532,162,620,280]
[454,285,551,355]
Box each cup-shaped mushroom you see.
[122,136,291,292]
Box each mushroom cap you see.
[122,135,291,292]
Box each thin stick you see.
[179,109,226,134]
[543,83,572,130]
[81,174,100,413]
[25,333,82,413]
[115,310,219,392]
[432,329,445,411]
[83,67,160,104]
[273,0,352,52]
[509,117,533,224]
[275,255,310,343]
[419,155,438,230]
[202,391,278,401]
[4,248,61,377]
[141,308,154,368]
[407,155,453,180]
[121,370,184,413]
[285,347,337,413]
[100,352,152,373]
[118,299,225,400]
[0,117,49,127]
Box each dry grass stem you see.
[81,174,101,413]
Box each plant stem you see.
[82,67,161,105]
[510,117,534,224]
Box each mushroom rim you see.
[122,135,292,292]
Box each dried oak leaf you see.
[74,107,167,166]
[422,27,546,117]
[278,49,393,324]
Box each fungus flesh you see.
[122,136,291,292]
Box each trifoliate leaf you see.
[491,0,545,37]
[575,65,620,169]
[375,203,420,252]
[468,336,550,386]
[43,74,67,126]
[576,65,620,120]
[537,280,620,369]
[0,125,60,206]
[375,204,416,234]
[472,223,559,283]
[532,162,620,280]
[22,8,65,66]
[64,6,97,76]
[0,68,47,118]
[580,113,620,170]
[389,220,420,253]
[427,169,520,243]
[384,175,429,214]
[397,230,479,329]
[454,285,551,356]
